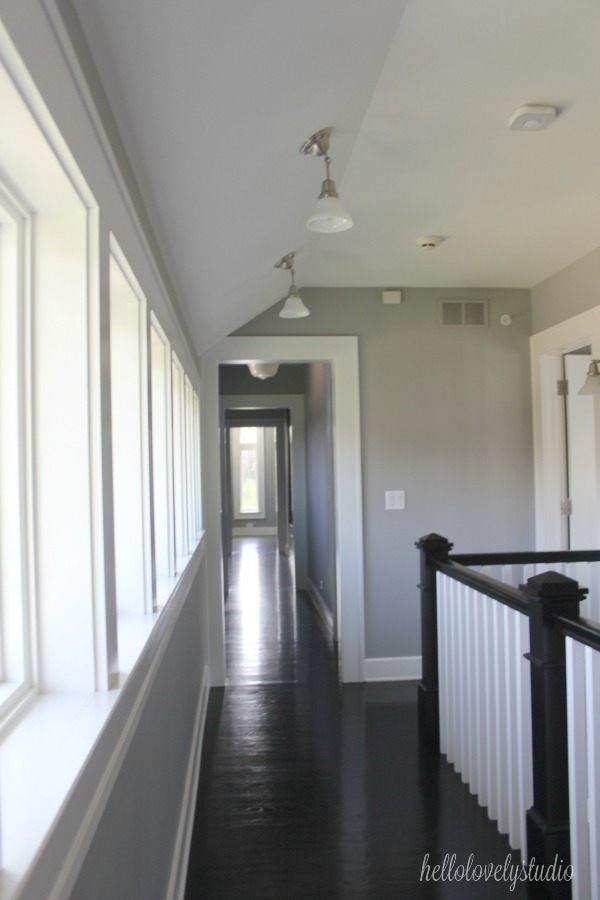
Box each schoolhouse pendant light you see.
[275,252,310,318]
[300,128,353,233]
[578,359,600,395]
[248,362,280,379]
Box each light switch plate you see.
[385,490,406,510]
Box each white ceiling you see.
[71,0,600,354]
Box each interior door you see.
[275,417,291,557]
[564,352,597,549]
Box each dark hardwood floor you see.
[184,537,528,899]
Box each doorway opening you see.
[201,335,365,685]
[531,308,600,553]
[561,345,595,549]
[219,361,338,681]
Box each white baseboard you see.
[364,656,422,682]
[306,578,334,639]
[232,526,277,536]
[167,663,211,900]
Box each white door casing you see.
[531,306,600,551]
[201,336,365,684]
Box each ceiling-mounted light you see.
[275,252,310,318]
[300,128,353,233]
[248,362,280,380]
[578,359,600,395]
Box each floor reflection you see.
[185,537,527,899]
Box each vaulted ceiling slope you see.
[70,0,600,355]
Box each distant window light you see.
[240,448,259,513]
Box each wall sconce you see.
[300,127,353,233]
[578,359,600,395]
[275,252,310,318]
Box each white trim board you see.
[232,526,277,537]
[202,336,365,684]
[167,663,210,900]
[364,656,422,682]
[222,394,307,589]
[306,577,335,641]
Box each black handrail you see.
[436,558,528,614]
[554,612,600,651]
[451,549,600,566]
[416,533,600,900]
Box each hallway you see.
[184,537,527,899]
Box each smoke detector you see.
[416,235,443,249]
[508,105,557,131]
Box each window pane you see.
[240,448,259,513]
[240,426,257,445]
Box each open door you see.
[275,413,291,557]
[563,350,597,549]
[531,308,600,552]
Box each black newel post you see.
[416,533,453,752]
[521,571,587,900]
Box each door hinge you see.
[557,379,569,396]
[561,498,572,516]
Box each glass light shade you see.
[578,360,600,395]
[306,195,353,233]
[279,290,310,319]
[248,363,279,380]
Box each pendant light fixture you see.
[578,359,600,395]
[275,252,310,318]
[300,128,353,233]
[248,362,280,379]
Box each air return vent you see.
[439,299,488,327]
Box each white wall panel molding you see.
[166,662,210,900]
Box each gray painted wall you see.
[233,286,535,659]
[305,363,336,621]
[531,245,600,333]
[219,363,307,395]
[66,563,208,900]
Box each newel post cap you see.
[415,533,454,555]
[520,570,588,602]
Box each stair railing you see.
[417,534,600,900]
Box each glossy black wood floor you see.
[185,537,528,899]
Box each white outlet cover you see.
[385,490,406,510]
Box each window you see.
[109,248,152,616]
[150,316,174,582]
[0,180,32,719]
[232,427,265,519]
[0,36,204,895]
[240,427,259,513]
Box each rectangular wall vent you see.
[439,299,488,327]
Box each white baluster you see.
[566,638,591,900]
[585,645,600,900]
[517,612,532,856]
